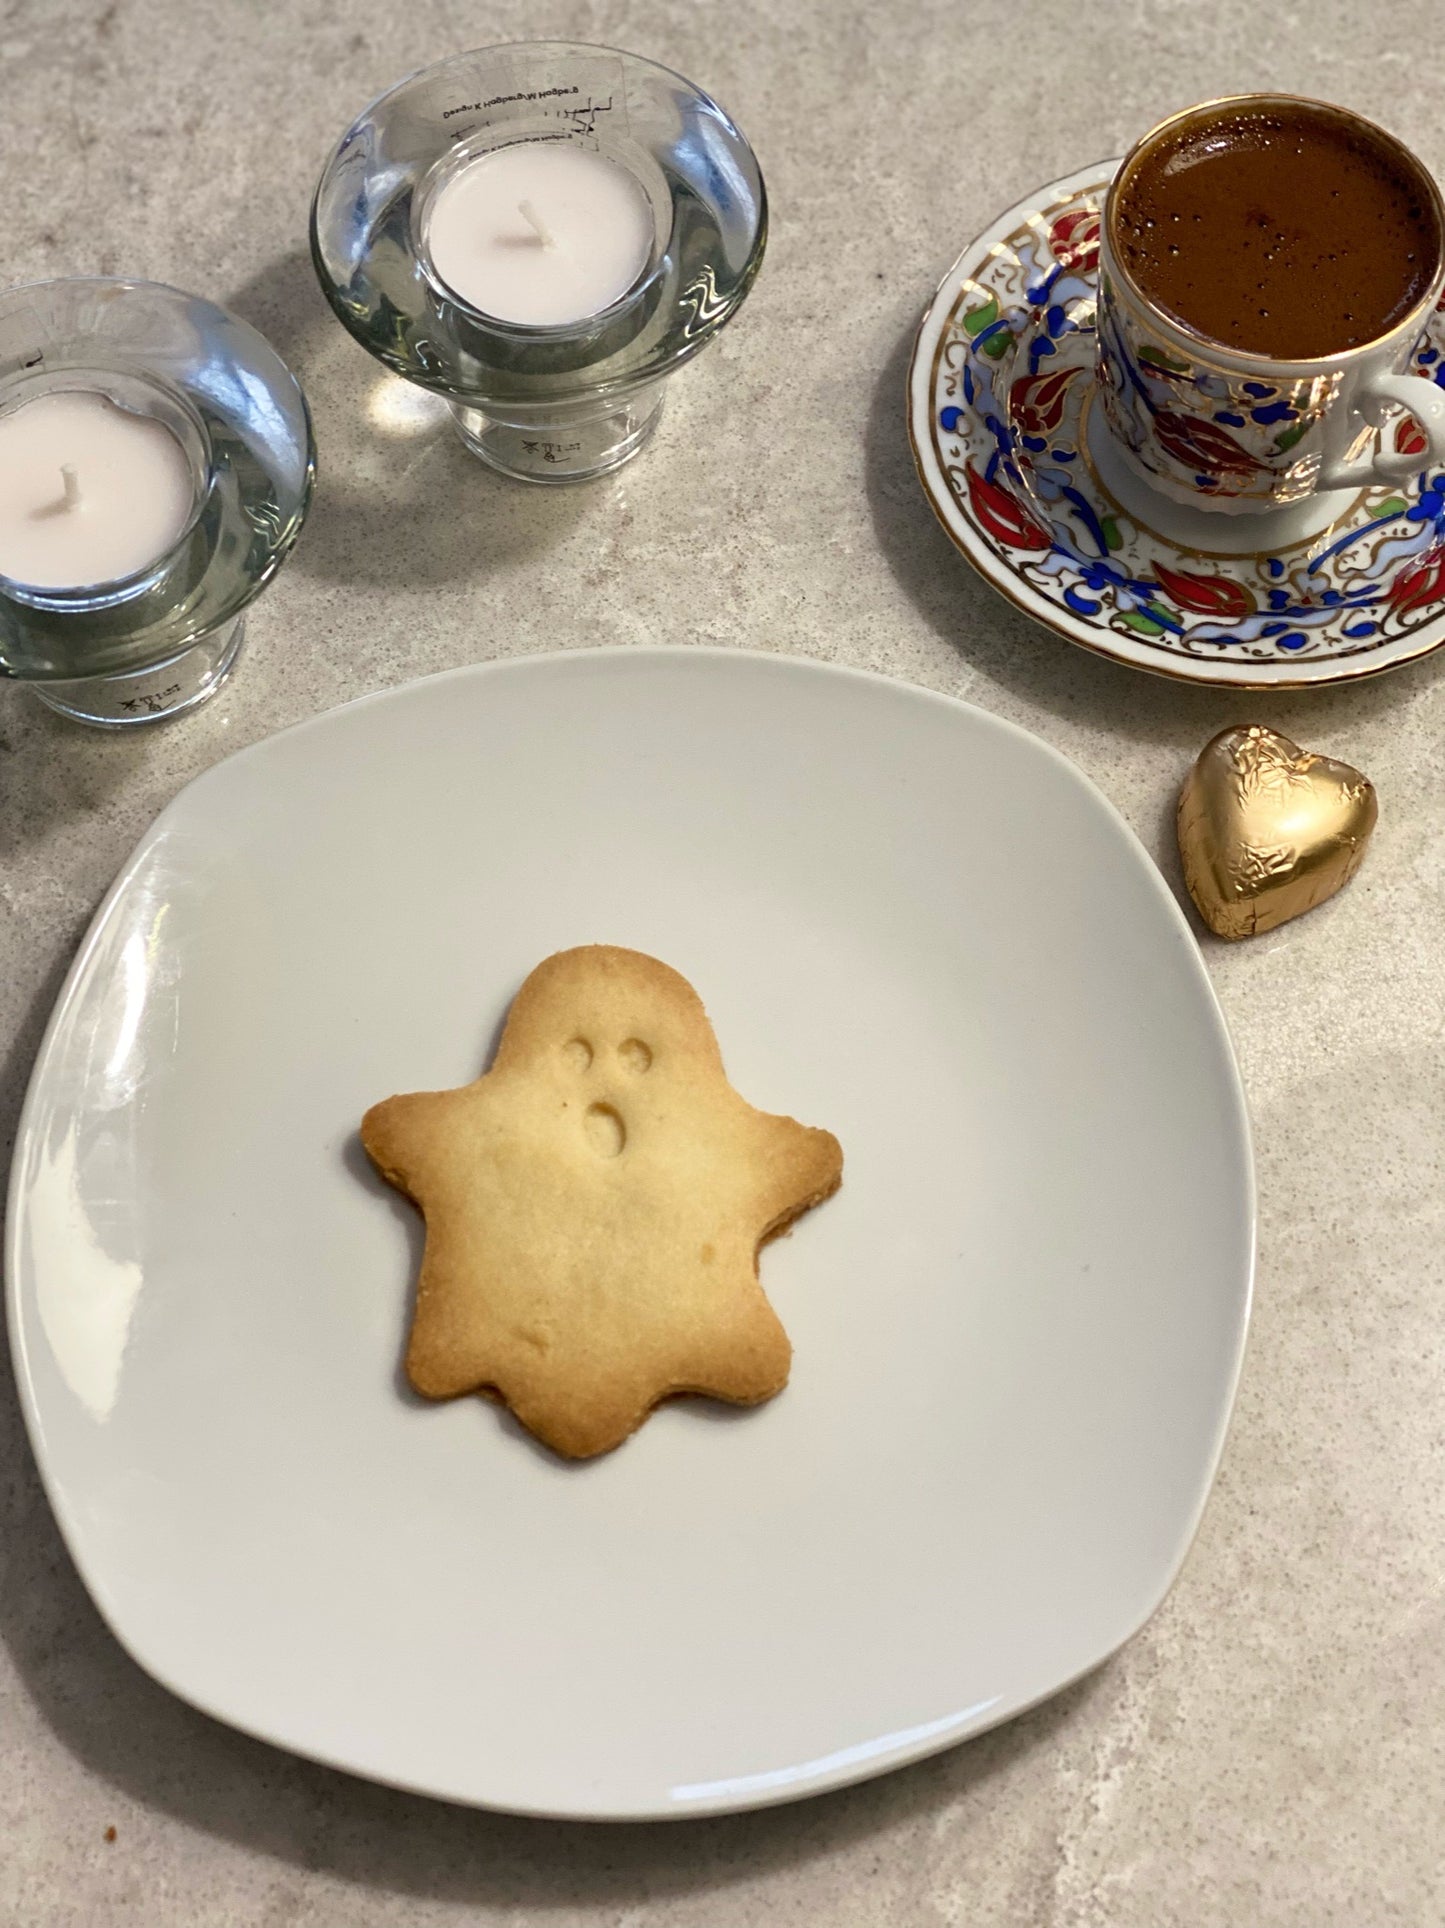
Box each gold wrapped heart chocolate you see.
[1178,726,1377,940]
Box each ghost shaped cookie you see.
[360,946,843,1458]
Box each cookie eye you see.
[562,1038,593,1071]
[583,1102,626,1157]
[617,1038,652,1073]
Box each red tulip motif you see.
[1009,367,1079,436]
[1387,547,1445,613]
[965,466,1052,551]
[1395,414,1428,457]
[1048,207,1101,276]
[1151,409,1268,479]
[1150,562,1255,619]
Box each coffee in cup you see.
[1095,94,1445,527]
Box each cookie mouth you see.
[583,1101,627,1157]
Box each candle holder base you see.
[31,615,246,728]
[447,386,665,484]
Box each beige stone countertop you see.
[3,1,1444,1922]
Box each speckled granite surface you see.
[3,2,1444,1921]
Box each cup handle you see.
[1319,372,1445,490]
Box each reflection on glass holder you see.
[0,279,315,727]
[311,42,767,484]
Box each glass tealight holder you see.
[311,42,767,483]
[0,279,314,727]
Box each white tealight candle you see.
[424,142,655,328]
[0,389,196,590]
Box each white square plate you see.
[6,649,1253,1818]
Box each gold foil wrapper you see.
[1178,726,1377,939]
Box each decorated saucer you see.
[908,163,1445,687]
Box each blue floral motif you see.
[1406,475,1445,527]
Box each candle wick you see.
[32,463,83,521]
[517,199,557,250]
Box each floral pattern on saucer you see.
[908,164,1445,685]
